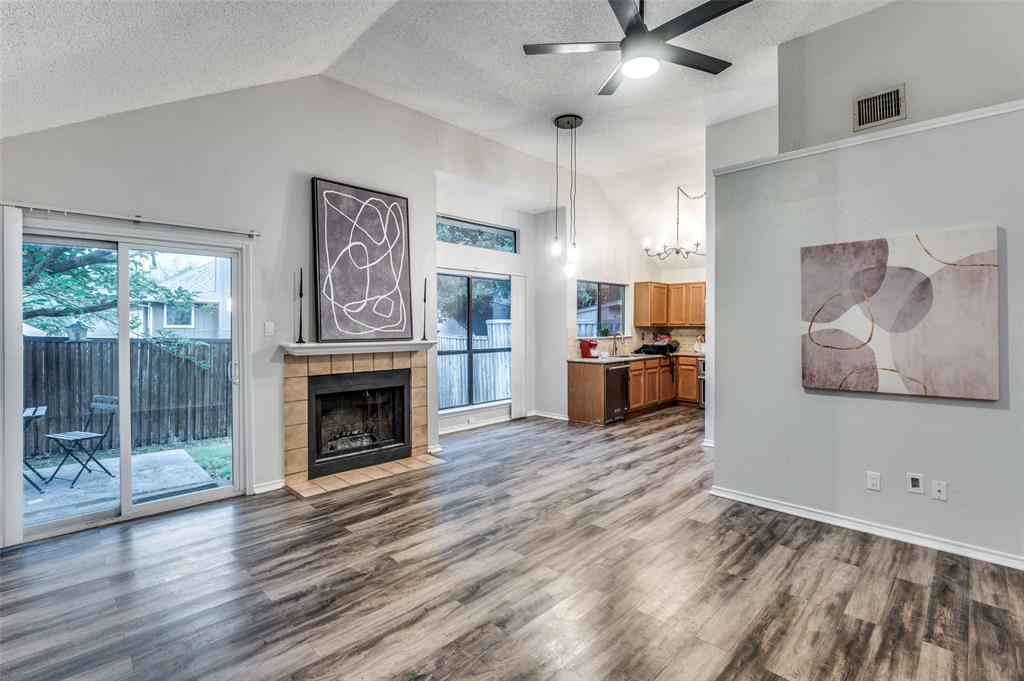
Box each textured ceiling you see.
[1,0,887,263]
[326,0,887,252]
[0,0,395,138]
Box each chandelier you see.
[643,186,706,260]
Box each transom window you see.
[436,215,517,253]
[436,274,512,409]
[576,281,625,338]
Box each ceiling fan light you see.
[621,56,660,80]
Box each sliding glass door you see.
[20,234,241,534]
[21,238,121,526]
[436,274,512,409]
[128,249,236,506]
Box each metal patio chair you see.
[44,395,118,488]
[23,406,48,494]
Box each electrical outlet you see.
[907,472,924,494]
[264,321,275,336]
[866,471,881,491]
[932,480,948,502]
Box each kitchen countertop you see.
[568,352,704,364]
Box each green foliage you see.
[436,275,511,333]
[22,244,209,366]
[436,220,516,252]
[576,281,598,309]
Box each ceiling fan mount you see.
[523,0,753,95]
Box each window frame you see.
[436,273,512,410]
[163,303,195,329]
[436,214,519,254]
[576,280,627,339]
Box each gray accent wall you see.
[778,1,1024,152]
[714,108,1024,560]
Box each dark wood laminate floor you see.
[2,407,1022,681]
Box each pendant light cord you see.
[553,126,560,242]
[570,125,577,246]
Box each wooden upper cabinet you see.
[686,282,706,326]
[635,281,704,328]
[649,283,668,326]
[668,284,687,326]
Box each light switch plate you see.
[264,321,275,336]
[866,471,881,491]
[932,480,947,502]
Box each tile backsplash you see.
[567,326,706,358]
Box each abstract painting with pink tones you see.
[801,226,999,400]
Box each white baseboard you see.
[253,479,284,494]
[701,438,715,448]
[427,444,443,454]
[438,415,510,435]
[709,485,1024,570]
[527,410,568,421]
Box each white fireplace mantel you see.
[280,340,436,356]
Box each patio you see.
[22,449,227,526]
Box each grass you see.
[26,437,233,481]
[183,438,233,481]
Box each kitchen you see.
[567,280,705,425]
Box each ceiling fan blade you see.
[649,0,753,42]
[608,0,643,34]
[653,43,732,74]
[523,42,621,55]
[598,64,625,95]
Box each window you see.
[437,274,512,409]
[576,281,625,338]
[164,303,194,328]
[436,215,517,253]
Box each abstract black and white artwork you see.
[312,177,412,341]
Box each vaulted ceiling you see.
[0,0,887,257]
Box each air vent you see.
[853,84,906,131]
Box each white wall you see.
[714,108,1024,565]
[778,1,1024,152]
[659,267,706,284]
[705,106,779,447]
[0,75,652,485]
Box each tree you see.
[22,244,210,365]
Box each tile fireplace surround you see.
[282,349,431,497]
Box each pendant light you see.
[551,114,582,277]
[549,122,562,257]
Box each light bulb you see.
[563,261,576,278]
[642,238,652,249]
[566,243,579,264]
[621,56,660,80]
[550,237,562,257]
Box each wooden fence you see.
[437,319,511,408]
[22,337,232,455]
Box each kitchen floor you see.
[1,407,1021,680]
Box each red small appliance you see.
[579,339,598,358]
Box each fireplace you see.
[307,369,411,478]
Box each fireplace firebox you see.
[307,369,411,478]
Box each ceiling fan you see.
[523,0,753,95]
